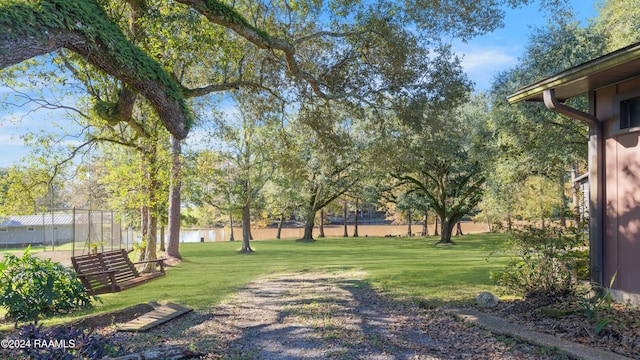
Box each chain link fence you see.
[0,208,134,256]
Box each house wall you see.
[595,77,640,302]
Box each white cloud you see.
[460,48,517,73]
[0,131,23,144]
[454,45,519,92]
[0,136,28,167]
[0,106,86,167]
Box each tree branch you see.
[182,80,273,98]
[174,0,356,100]
[293,30,371,46]
[2,86,91,120]
[0,0,192,139]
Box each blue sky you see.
[0,0,600,168]
[456,0,598,92]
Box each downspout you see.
[543,89,597,126]
[543,89,604,287]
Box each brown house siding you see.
[596,79,640,298]
[507,42,640,305]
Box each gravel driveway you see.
[118,271,568,359]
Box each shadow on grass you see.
[171,273,442,359]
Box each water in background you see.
[177,222,488,243]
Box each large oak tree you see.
[1,0,556,136]
[1,0,561,254]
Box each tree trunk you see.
[433,215,439,236]
[276,212,285,239]
[455,221,463,236]
[407,210,412,237]
[240,204,253,253]
[301,192,318,241]
[353,198,359,237]
[438,217,455,244]
[142,157,159,273]
[166,136,182,260]
[318,208,326,238]
[343,196,349,238]
[229,213,235,241]
[0,17,191,141]
[301,208,316,240]
[421,211,428,236]
[140,206,148,262]
[160,226,165,251]
[143,210,158,273]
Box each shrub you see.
[492,223,587,297]
[0,247,92,325]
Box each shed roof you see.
[508,42,640,104]
[0,214,88,227]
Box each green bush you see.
[492,223,587,297]
[567,248,590,281]
[0,247,92,325]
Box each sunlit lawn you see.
[5,233,515,327]
[0,241,79,255]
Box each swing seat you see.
[71,249,166,296]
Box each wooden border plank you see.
[118,303,193,332]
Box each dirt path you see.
[117,272,567,359]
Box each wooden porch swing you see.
[71,249,166,296]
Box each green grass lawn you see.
[6,233,514,327]
[0,241,83,254]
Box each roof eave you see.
[507,42,640,104]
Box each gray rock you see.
[476,291,500,308]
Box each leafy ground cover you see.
[483,291,640,358]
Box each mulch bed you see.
[478,291,640,358]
